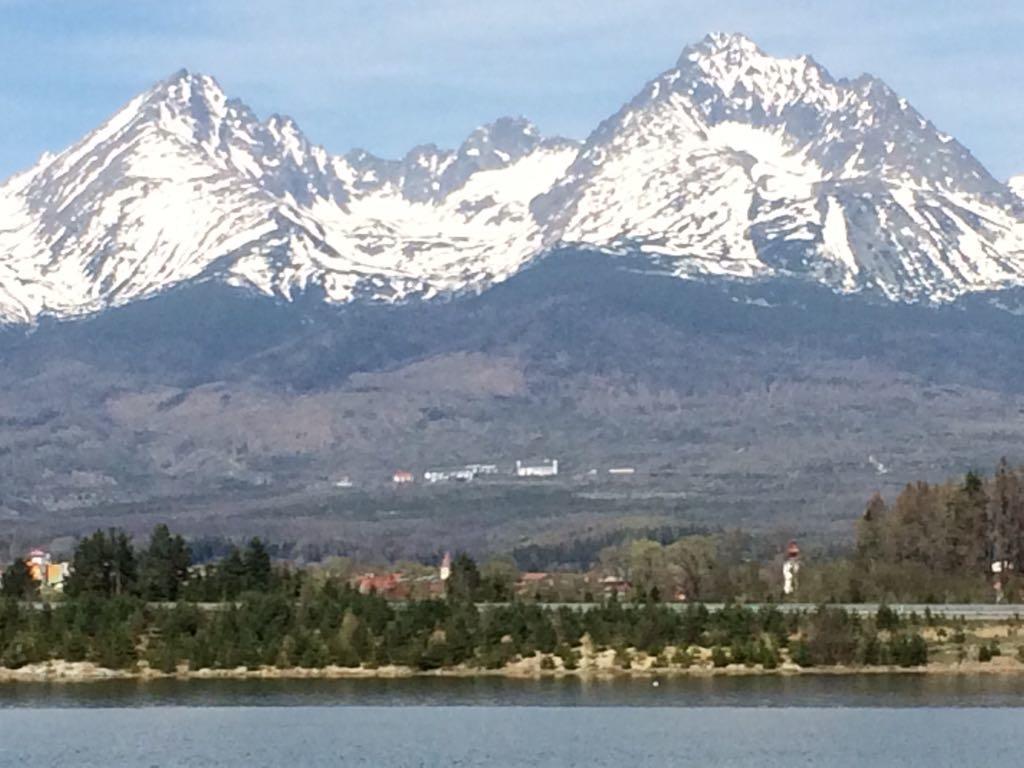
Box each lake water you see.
[2,676,1024,766]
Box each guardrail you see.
[17,600,1024,620]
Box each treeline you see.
[9,518,1015,673]
[511,524,711,572]
[1,525,291,602]
[0,587,930,673]
[850,461,1024,602]
[585,462,1024,605]
[591,530,770,603]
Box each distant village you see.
[1,453,816,606]
[2,543,642,603]
[351,542,803,602]
[334,457,639,489]
[1,537,806,608]
[340,551,639,603]
[0,456,648,602]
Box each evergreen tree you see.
[140,524,192,601]
[219,547,247,599]
[1,559,37,599]
[447,553,481,602]
[243,538,272,592]
[65,529,138,598]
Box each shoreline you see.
[3,656,1023,684]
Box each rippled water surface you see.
[2,677,1024,766]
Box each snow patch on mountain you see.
[1011,175,1024,201]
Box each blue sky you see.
[1,0,1022,180]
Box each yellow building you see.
[44,562,69,591]
[23,549,70,591]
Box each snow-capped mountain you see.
[2,33,1024,323]
[536,33,1024,300]
[0,70,577,322]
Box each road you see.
[537,602,1024,620]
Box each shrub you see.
[1,638,30,669]
[147,642,179,674]
[710,645,729,668]
[93,627,137,670]
[729,639,749,666]
[759,641,779,670]
[790,639,814,667]
[671,647,693,668]
[804,608,858,665]
[978,640,1000,663]
[859,634,881,666]
[479,643,515,670]
[556,644,580,671]
[889,634,928,667]
[614,647,633,669]
[876,605,900,632]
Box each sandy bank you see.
[2,653,1023,684]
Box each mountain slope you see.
[2,34,1024,322]
[4,253,1024,550]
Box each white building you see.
[782,540,800,596]
[782,560,799,596]
[424,468,477,483]
[515,459,559,478]
[464,464,499,476]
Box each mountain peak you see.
[478,115,540,138]
[458,116,543,163]
[151,69,226,104]
[132,68,238,147]
[679,31,770,69]
[693,31,762,56]
[662,32,840,122]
